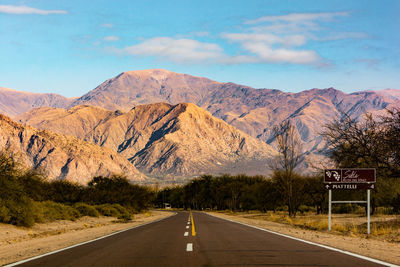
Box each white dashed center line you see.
[186,226,189,229]
[186,243,193,252]
[184,232,189,236]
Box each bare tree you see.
[322,109,400,214]
[270,120,303,217]
[322,112,389,172]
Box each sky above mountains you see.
[0,0,399,97]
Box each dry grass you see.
[222,210,400,242]
[208,211,400,265]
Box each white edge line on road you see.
[4,212,178,267]
[186,243,193,252]
[184,231,189,236]
[206,213,399,267]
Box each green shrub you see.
[117,212,132,221]
[0,154,35,227]
[96,204,121,217]
[298,205,315,214]
[73,203,100,217]
[332,204,362,214]
[392,194,400,214]
[39,201,81,221]
[31,201,45,223]
[111,204,132,220]
[0,198,35,227]
[0,205,11,223]
[110,204,129,215]
[95,203,133,219]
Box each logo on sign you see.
[325,170,341,182]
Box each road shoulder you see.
[206,211,400,266]
[0,210,174,266]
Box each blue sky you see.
[0,0,399,97]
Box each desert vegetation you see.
[155,173,399,215]
[0,153,154,227]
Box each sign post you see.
[367,189,370,234]
[328,189,332,231]
[324,169,376,234]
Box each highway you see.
[13,211,389,267]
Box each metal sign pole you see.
[328,189,332,231]
[367,189,370,235]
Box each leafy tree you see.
[86,176,154,211]
[271,171,308,216]
[303,176,327,214]
[19,170,48,201]
[48,180,83,203]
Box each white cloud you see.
[222,33,307,47]
[314,32,368,41]
[245,12,353,37]
[245,12,349,25]
[220,32,319,64]
[236,43,319,64]
[118,35,319,65]
[114,11,363,66]
[250,22,321,34]
[123,37,224,64]
[0,5,67,15]
[103,36,120,42]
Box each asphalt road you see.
[14,211,388,267]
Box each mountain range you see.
[0,113,145,184]
[1,69,399,183]
[17,103,277,180]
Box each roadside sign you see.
[324,183,375,190]
[324,169,376,183]
[324,168,375,235]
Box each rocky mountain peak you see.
[18,102,277,179]
[0,112,146,184]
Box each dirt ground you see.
[0,210,174,266]
[208,211,400,265]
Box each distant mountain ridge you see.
[0,87,74,117]
[18,103,277,178]
[70,69,222,111]
[373,89,400,101]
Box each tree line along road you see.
[8,211,395,267]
